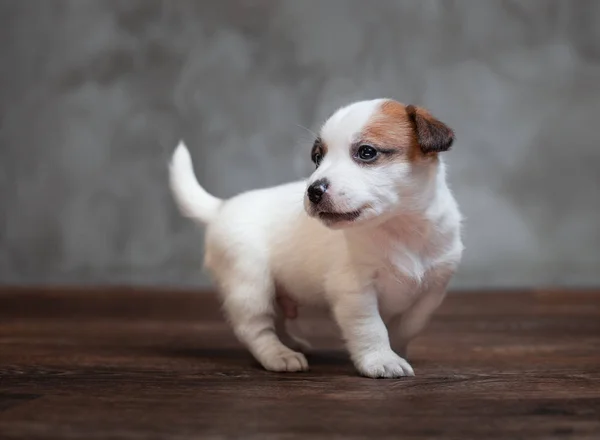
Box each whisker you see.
[294,123,318,139]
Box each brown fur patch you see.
[361,100,454,163]
[361,100,413,153]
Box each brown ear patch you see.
[406,105,454,154]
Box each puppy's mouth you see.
[318,209,362,224]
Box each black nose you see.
[307,179,329,204]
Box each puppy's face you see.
[304,99,454,229]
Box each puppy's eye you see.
[357,145,378,162]
[312,152,323,167]
[311,139,324,168]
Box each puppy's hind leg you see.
[220,275,309,373]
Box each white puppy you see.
[169,98,463,378]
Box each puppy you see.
[169,98,463,378]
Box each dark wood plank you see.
[0,288,599,439]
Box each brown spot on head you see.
[360,100,454,163]
[361,100,413,152]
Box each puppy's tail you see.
[169,141,222,225]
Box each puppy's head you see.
[304,99,454,229]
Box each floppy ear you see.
[406,105,454,154]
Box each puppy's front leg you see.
[389,269,454,358]
[332,290,414,378]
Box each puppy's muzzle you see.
[307,178,329,205]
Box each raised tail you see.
[169,141,222,224]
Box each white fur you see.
[169,99,463,378]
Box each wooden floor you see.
[0,288,599,439]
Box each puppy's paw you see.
[260,347,309,373]
[356,349,415,378]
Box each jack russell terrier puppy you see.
[169,98,463,378]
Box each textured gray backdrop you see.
[1,0,599,289]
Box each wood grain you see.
[0,288,599,439]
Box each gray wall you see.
[1,0,599,289]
